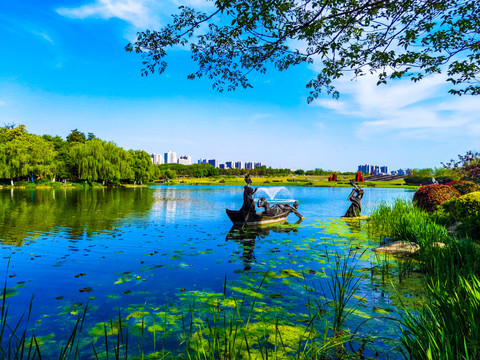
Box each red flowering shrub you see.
[413,184,461,212]
[446,180,480,195]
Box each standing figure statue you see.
[344,180,365,217]
[240,174,257,216]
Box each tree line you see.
[0,125,159,185]
[0,125,354,185]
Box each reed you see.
[399,275,480,360]
[368,199,448,249]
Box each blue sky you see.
[1,0,478,171]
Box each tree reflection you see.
[0,188,155,245]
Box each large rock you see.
[373,241,420,255]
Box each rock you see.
[373,241,420,255]
[432,242,446,248]
[447,222,462,235]
[340,215,370,220]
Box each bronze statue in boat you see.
[226,175,304,226]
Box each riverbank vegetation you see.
[368,179,480,359]
[0,124,475,192]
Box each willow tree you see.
[127,0,480,100]
[129,149,160,184]
[69,139,134,183]
[0,126,57,183]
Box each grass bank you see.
[165,175,414,189]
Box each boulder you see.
[373,241,420,255]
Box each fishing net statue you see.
[344,180,365,217]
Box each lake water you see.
[0,185,417,358]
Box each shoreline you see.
[0,176,419,190]
[0,182,418,190]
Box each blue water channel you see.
[0,185,416,358]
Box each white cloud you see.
[56,0,214,29]
[57,0,163,28]
[312,72,479,141]
[31,31,54,45]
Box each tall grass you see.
[368,199,448,249]
[400,275,480,360]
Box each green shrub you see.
[446,180,480,195]
[51,181,62,189]
[452,191,480,218]
[14,180,36,188]
[445,192,480,238]
[404,176,431,186]
[413,185,460,212]
[435,176,455,184]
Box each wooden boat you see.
[225,209,291,226]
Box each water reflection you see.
[226,220,303,271]
[0,188,155,245]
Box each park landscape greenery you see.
[0,124,473,190]
[2,0,480,356]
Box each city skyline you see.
[1,0,478,171]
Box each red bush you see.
[413,184,461,212]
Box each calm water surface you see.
[0,186,416,358]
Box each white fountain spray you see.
[255,186,295,203]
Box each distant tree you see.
[206,167,220,177]
[67,129,87,144]
[87,132,96,140]
[193,169,205,178]
[164,169,176,180]
[294,169,305,176]
[411,168,434,177]
[129,149,159,183]
[443,150,480,182]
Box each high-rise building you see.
[198,158,207,164]
[177,155,192,165]
[151,153,164,165]
[397,168,411,175]
[164,151,177,164]
[358,164,390,175]
[219,164,226,169]
[245,162,254,169]
[208,159,219,168]
[225,161,235,169]
[254,162,263,168]
[235,161,243,169]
